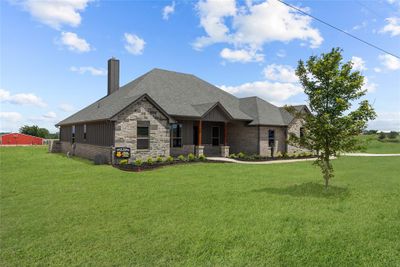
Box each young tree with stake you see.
[287,48,376,189]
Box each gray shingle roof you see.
[57,68,304,126]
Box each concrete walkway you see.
[207,157,320,164]
[342,153,400,157]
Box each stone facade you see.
[114,97,170,161]
[287,118,310,154]
[59,141,112,163]
[170,145,195,157]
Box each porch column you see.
[195,120,204,157]
[224,122,227,146]
[220,121,230,157]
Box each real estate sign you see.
[115,147,130,159]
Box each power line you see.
[276,0,400,59]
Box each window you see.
[268,129,275,147]
[171,123,182,147]
[212,126,220,146]
[71,125,76,144]
[137,121,150,149]
[83,124,87,140]
[300,127,305,138]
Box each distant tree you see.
[378,132,386,141]
[387,131,399,139]
[287,48,376,189]
[19,125,50,138]
[364,129,378,135]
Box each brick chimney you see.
[107,57,119,95]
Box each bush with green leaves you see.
[134,159,143,166]
[275,152,282,158]
[177,155,186,161]
[229,153,237,159]
[237,152,245,159]
[198,154,206,161]
[187,153,196,161]
[156,156,164,163]
[388,131,399,140]
[166,156,174,163]
[119,159,128,165]
[378,132,386,141]
[146,157,154,165]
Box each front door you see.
[193,126,199,146]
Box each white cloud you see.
[379,54,400,70]
[29,111,58,122]
[276,49,286,58]
[0,111,23,122]
[368,112,400,131]
[352,21,367,31]
[193,0,323,57]
[0,89,46,107]
[374,67,382,73]
[362,77,377,93]
[70,66,106,76]
[380,17,400,36]
[124,33,146,55]
[263,64,298,83]
[163,1,175,20]
[16,0,92,30]
[59,103,75,112]
[60,31,91,52]
[219,80,303,104]
[220,48,264,62]
[351,56,367,71]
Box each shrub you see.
[177,155,186,161]
[275,151,282,158]
[156,156,164,163]
[388,131,399,139]
[187,153,196,161]
[198,154,206,161]
[237,152,245,159]
[166,156,174,163]
[146,157,154,165]
[282,152,288,158]
[134,159,142,166]
[378,132,386,141]
[119,159,128,165]
[229,153,237,159]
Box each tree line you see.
[19,125,58,139]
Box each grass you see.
[356,134,400,154]
[1,146,400,266]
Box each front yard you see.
[1,146,399,266]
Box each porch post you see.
[220,121,230,157]
[195,120,204,157]
[198,120,202,145]
[224,122,227,146]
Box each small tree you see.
[378,132,386,141]
[19,125,50,138]
[288,48,376,189]
[388,131,399,140]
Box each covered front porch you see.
[170,103,232,157]
[170,120,230,157]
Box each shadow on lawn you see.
[253,182,350,199]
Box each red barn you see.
[0,133,44,145]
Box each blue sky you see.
[1,0,399,133]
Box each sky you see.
[1,0,399,133]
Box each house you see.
[55,58,308,163]
[1,133,44,145]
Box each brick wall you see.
[287,118,310,154]
[59,141,112,163]
[259,126,287,156]
[227,121,258,154]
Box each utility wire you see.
[276,0,400,59]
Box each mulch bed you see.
[114,160,218,172]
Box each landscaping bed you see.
[228,152,316,162]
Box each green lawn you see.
[1,146,399,266]
[356,134,400,153]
